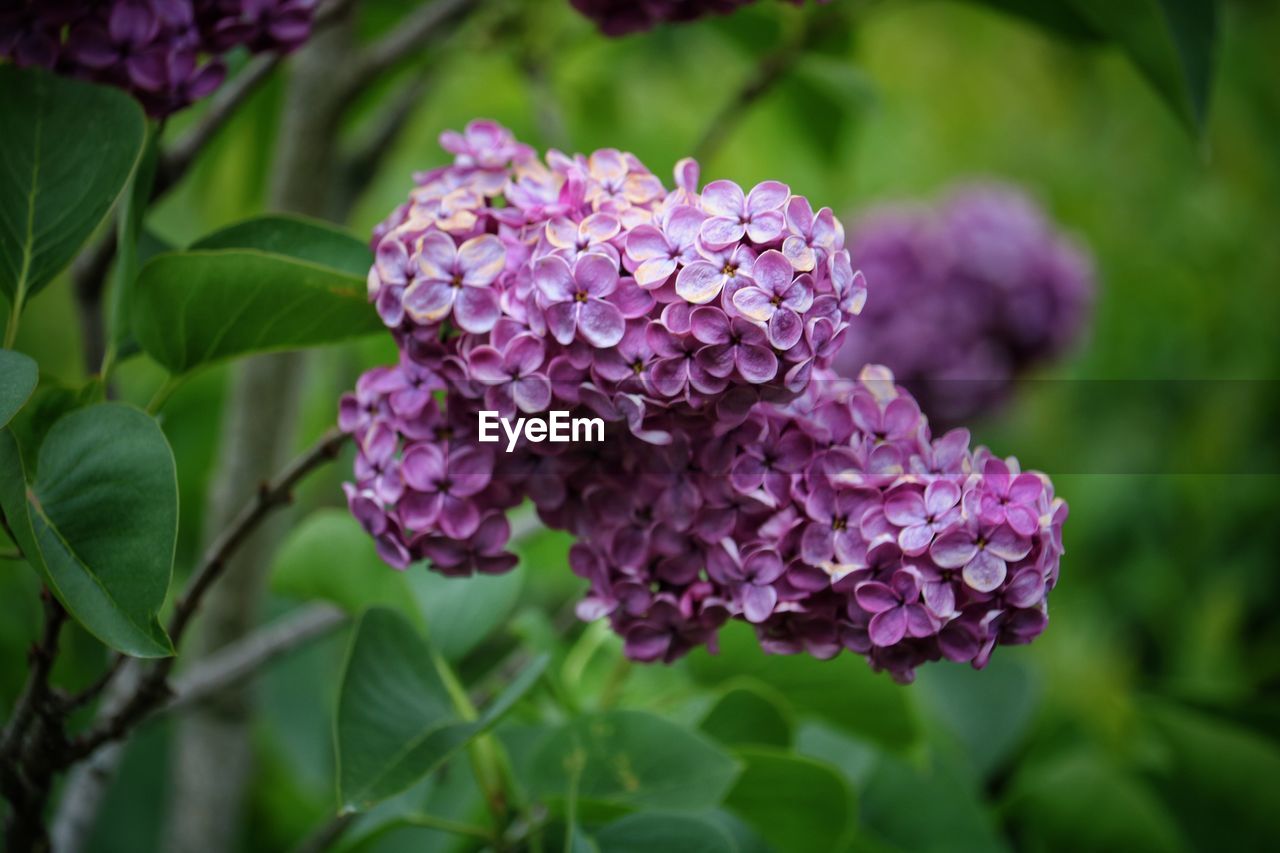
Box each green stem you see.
[401,812,495,842]
[597,657,631,710]
[101,123,158,380]
[431,650,511,848]
[3,295,21,349]
[146,374,185,415]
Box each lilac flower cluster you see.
[568,0,818,36]
[0,0,315,115]
[833,183,1095,425]
[340,121,1067,681]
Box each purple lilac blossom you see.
[339,121,1067,683]
[833,183,1095,425]
[0,0,316,116]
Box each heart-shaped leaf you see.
[336,607,546,811]
[0,404,176,656]
[133,216,381,375]
[528,710,741,811]
[699,681,794,749]
[0,349,37,427]
[0,66,145,322]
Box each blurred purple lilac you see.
[833,182,1095,425]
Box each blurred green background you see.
[4,0,1279,850]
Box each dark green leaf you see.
[4,377,102,472]
[191,215,373,278]
[699,681,794,749]
[1068,0,1218,131]
[0,404,175,656]
[964,0,1103,42]
[724,748,855,853]
[336,607,546,811]
[1004,752,1187,853]
[0,66,145,319]
[0,349,37,427]
[593,813,736,853]
[687,621,921,751]
[528,710,740,811]
[132,247,382,375]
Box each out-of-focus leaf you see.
[0,66,144,318]
[593,813,736,853]
[699,681,794,749]
[861,744,1008,853]
[1143,700,1280,849]
[687,621,920,751]
[336,607,545,811]
[914,655,1042,778]
[1069,0,1218,131]
[272,509,421,626]
[1004,752,1187,853]
[724,748,855,853]
[133,221,382,374]
[965,0,1218,132]
[0,349,37,427]
[964,0,1103,42]
[527,710,740,811]
[406,563,525,662]
[0,405,175,657]
[272,509,525,662]
[192,214,373,277]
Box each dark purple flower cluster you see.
[340,121,1067,682]
[833,183,1095,425]
[0,0,315,115]
[568,0,820,36]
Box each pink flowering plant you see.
[342,120,1068,682]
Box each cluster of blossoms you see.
[833,183,1095,425]
[340,120,1067,682]
[568,0,818,36]
[0,0,314,115]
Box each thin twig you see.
[63,429,350,763]
[0,590,66,761]
[341,0,474,98]
[336,70,434,215]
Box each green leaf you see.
[4,377,102,473]
[528,710,741,811]
[861,745,1009,853]
[1069,0,1218,131]
[104,127,158,372]
[406,566,524,662]
[335,607,545,811]
[699,681,794,749]
[724,748,855,853]
[132,220,381,375]
[0,66,145,325]
[593,813,736,853]
[686,621,920,751]
[191,215,373,278]
[0,349,37,427]
[963,0,1103,42]
[0,404,176,657]
[272,510,421,626]
[914,656,1042,778]
[271,509,525,662]
[1004,752,1187,853]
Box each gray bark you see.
[160,12,356,853]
